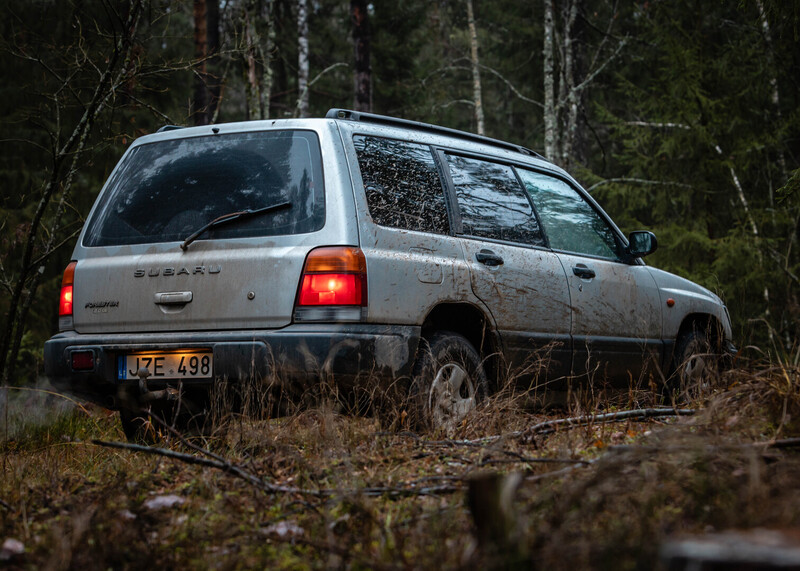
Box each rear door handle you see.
[572,265,596,279]
[476,249,504,267]
[154,291,193,305]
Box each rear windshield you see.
[83,130,325,246]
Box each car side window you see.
[517,169,619,259]
[445,154,545,246]
[354,135,449,234]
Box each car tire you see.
[410,332,488,432]
[670,327,720,399]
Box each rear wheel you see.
[411,332,488,432]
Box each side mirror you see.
[627,231,658,258]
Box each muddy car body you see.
[44,109,734,433]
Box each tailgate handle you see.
[155,291,193,305]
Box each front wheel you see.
[670,328,721,399]
[411,332,488,432]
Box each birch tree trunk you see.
[561,0,580,170]
[297,0,310,117]
[543,0,557,161]
[466,0,484,135]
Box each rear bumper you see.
[44,324,420,408]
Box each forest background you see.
[1,0,799,387]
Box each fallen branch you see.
[608,437,800,454]
[524,408,695,437]
[93,439,305,494]
[92,439,461,498]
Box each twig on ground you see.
[92,439,463,498]
[523,407,696,437]
[93,439,304,494]
[0,497,11,510]
[480,450,589,466]
[608,437,800,454]
[524,463,590,482]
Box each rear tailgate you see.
[69,120,358,334]
[72,243,311,333]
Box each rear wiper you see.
[180,201,292,251]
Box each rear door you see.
[72,125,347,334]
[439,152,573,382]
[345,134,470,327]
[517,168,663,382]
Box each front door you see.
[517,168,663,383]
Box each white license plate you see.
[117,351,213,381]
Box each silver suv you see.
[44,109,734,436]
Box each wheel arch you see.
[419,302,501,389]
[672,312,724,368]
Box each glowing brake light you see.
[299,274,362,306]
[58,261,77,331]
[294,247,367,322]
[59,262,77,317]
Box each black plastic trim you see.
[156,125,184,133]
[326,108,546,160]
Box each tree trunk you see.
[243,2,262,120]
[296,0,309,117]
[206,0,221,122]
[0,0,146,385]
[543,0,557,161]
[466,0,484,135]
[351,0,371,112]
[561,0,580,170]
[260,0,275,120]
[192,0,209,126]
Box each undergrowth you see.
[2,354,800,570]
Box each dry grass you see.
[2,354,800,569]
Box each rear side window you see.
[445,154,545,246]
[354,135,449,234]
[518,169,619,259]
[83,130,324,246]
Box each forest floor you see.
[2,356,800,570]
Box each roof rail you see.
[326,108,545,160]
[156,125,184,133]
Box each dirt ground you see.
[2,360,800,570]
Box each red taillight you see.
[299,274,362,306]
[296,247,367,308]
[59,262,77,317]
